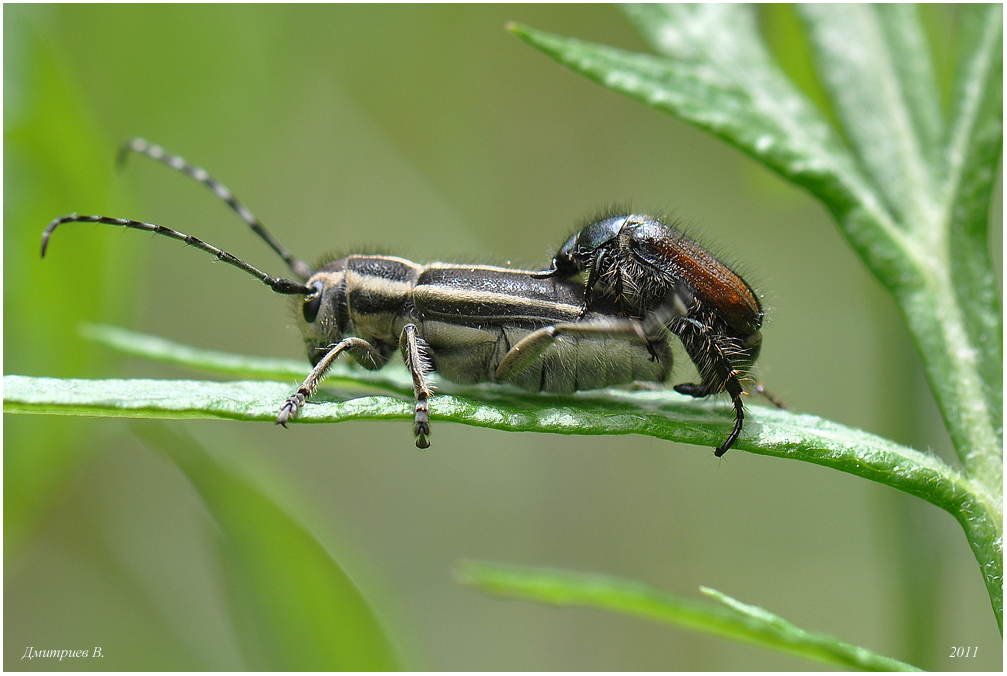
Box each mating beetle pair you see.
[42,140,775,455]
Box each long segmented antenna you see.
[118,137,314,281]
[41,214,313,296]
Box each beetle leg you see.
[713,376,746,457]
[752,381,786,409]
[277,337,387,426]
[399,323,435,449]
[671,321,749,456]
[495,318,650,382]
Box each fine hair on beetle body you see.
[535,210,782,455]
[41,139,693,451]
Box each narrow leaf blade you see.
[943,4,1003,242]
[0,374,976,522]
[79,323,414,395]
[6,368,999,623]
[80,323,308,381]
[508,16,914,287]
[798,4,942,227]
[4,6,136,554]
[458,562,919,671]
[874,5,944,157]
[136,424,399,671]
[942,4,1003,474]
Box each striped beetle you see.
[42,140,677,449]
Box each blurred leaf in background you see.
[4,4,137,556]
[135,424,399,670]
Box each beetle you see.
[41,140,676,449]
[533,213,777,455]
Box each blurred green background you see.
[4,4,1001,670]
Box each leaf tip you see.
[453,559,489,588]
[453,560,473,583]
[504,21,548,48]
[698,586,733,609]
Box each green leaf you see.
[457,562,920,671]
[134,424,399,671]
[509,9,914,285]
[0,368,975,518]
[78,323,414,395]
[5,354,998,612]
[798,4,1003,491]
[798,5,942,225]
[945,5,1002,245]
[3,6,138,555]
[941,4,1003,476]
[80,323,309,381]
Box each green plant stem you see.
[899,281,1002,486]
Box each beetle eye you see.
[302,281,324,323]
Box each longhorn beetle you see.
[42,139,686,450]
[535,213,782,455]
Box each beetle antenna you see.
[118,137,314,280]
[41,214,313,296]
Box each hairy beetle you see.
[535,213,779,455]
